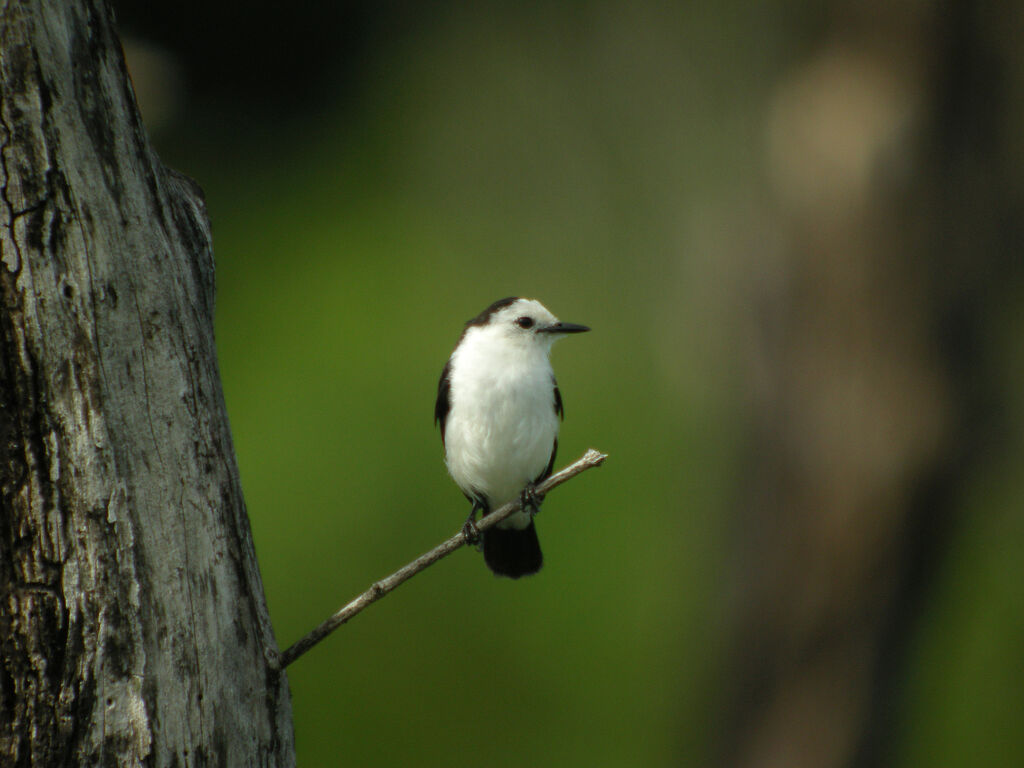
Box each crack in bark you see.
[1,3,293,764]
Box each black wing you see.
[537,437,558,484]
[435,359,452,445]
[536,380,563,483]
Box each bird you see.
[435,297,590,578]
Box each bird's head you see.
[465,297,590,352]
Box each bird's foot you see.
[521,483,545,517]
[462,513,482,546]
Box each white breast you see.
[444,332,559,529]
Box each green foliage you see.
[150,3,1024,765]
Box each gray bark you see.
[1,1,294,765]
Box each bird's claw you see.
[521,483,544,517]
[462,518,481,546]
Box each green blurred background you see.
[118,1,1023,766]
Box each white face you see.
[488,299,561,346]
[457,297,589,356]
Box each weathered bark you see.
[1,1,294,765]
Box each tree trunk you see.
[1,1,294,765]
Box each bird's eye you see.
[515,316,535,329]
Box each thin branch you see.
[278,448,608,668]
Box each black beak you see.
[540,322,590,334]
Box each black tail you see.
[483,521,543,578]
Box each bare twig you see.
[278,448,608,668]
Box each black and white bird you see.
[435,297,590,578]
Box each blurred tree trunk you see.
[722,2,1022,767]
[1,1,294,766]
